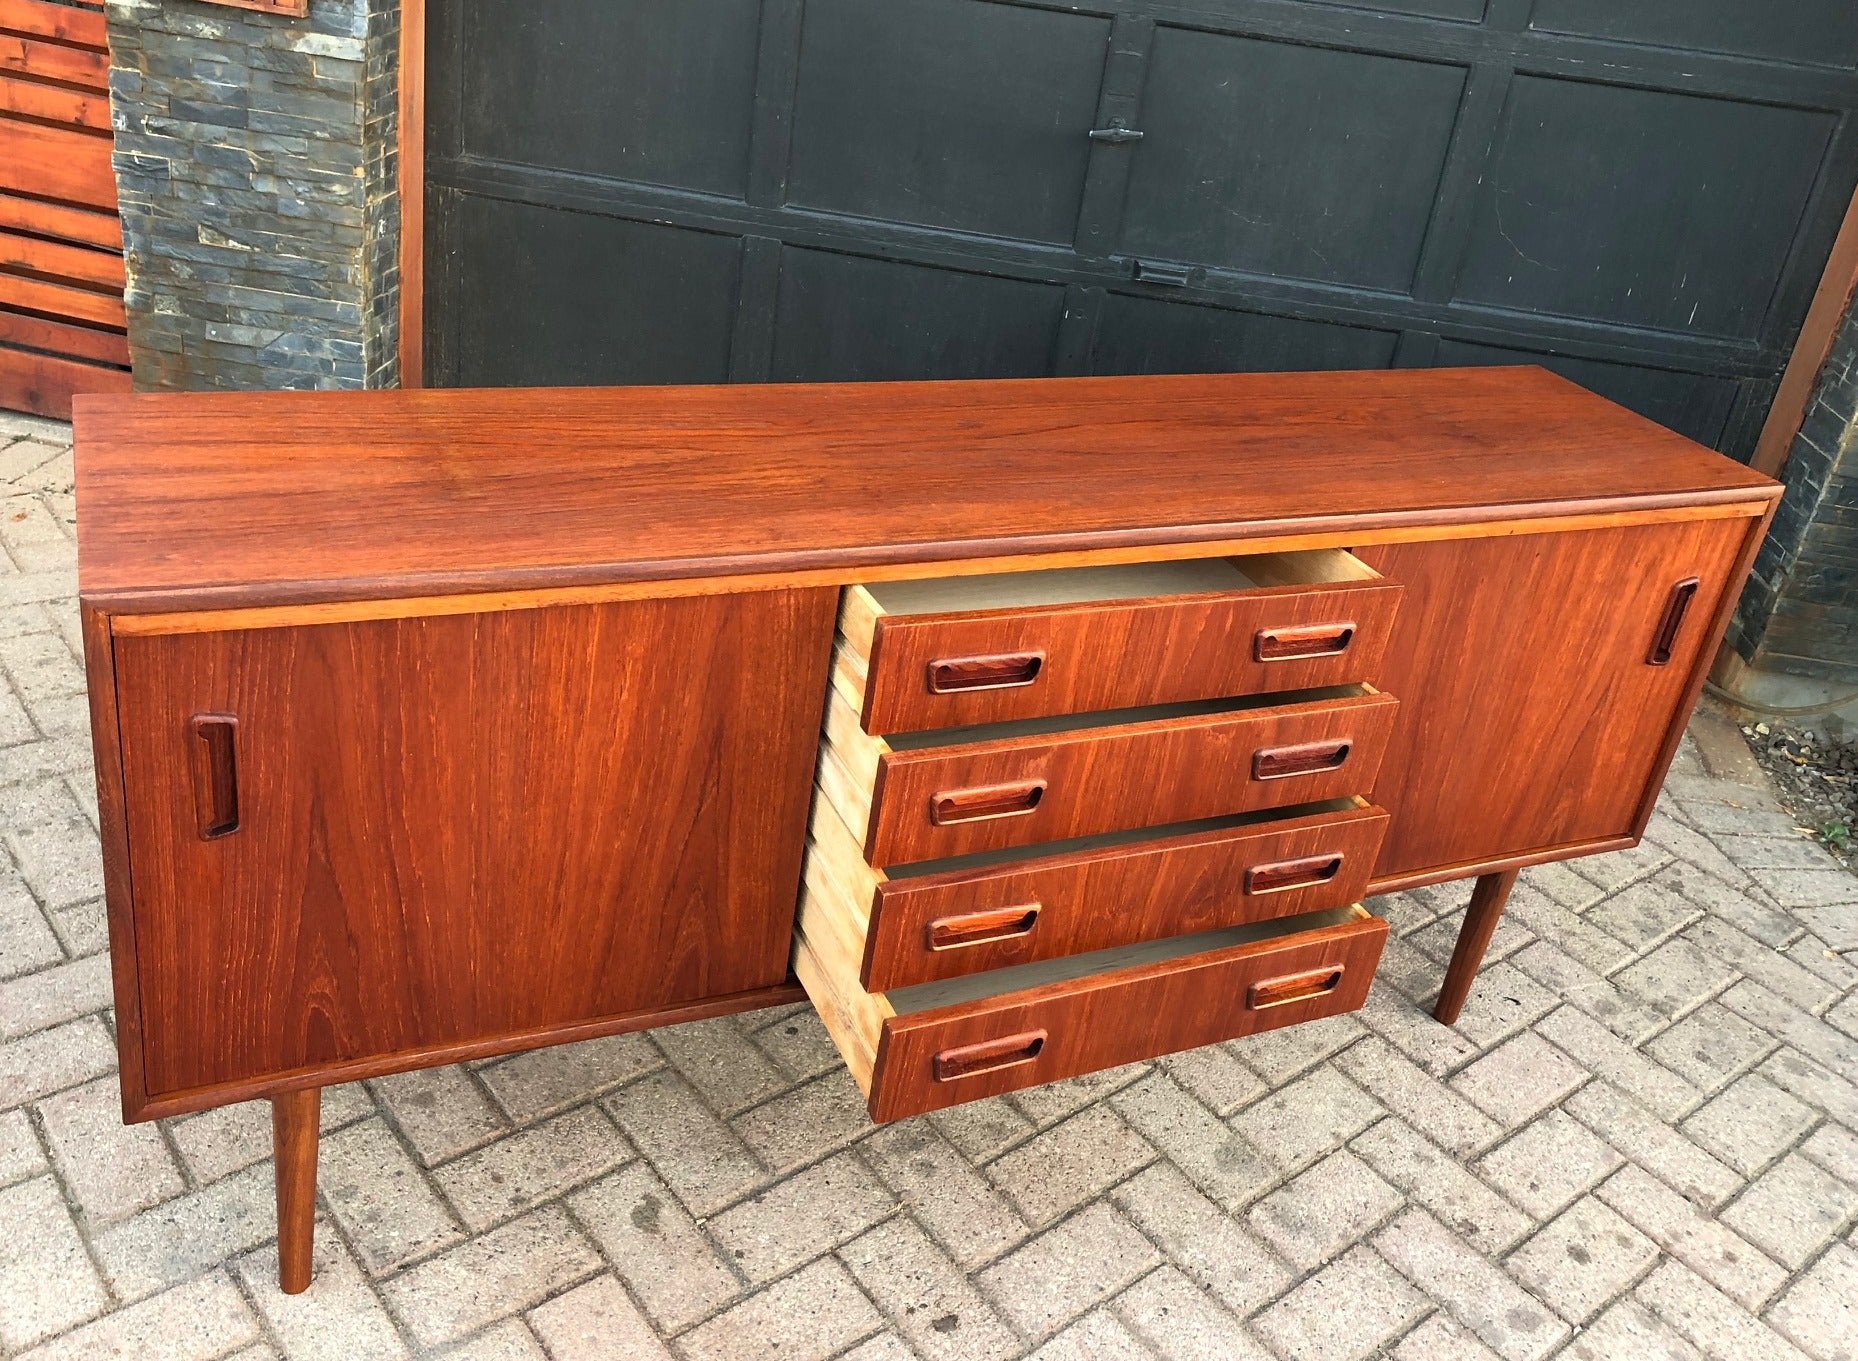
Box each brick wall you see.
[102,0,400,391]
[1728,304,1858,685]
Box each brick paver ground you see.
[4,409,1858,1360]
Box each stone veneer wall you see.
[1728,304,1858,685]
[103,0,400,391]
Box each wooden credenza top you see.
[73,367,1778,610]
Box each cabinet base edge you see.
[1366,835,1635,898]
[125,979,808,1122]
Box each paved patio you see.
[3,409,1858,1361]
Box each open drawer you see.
[796,879,1388,1122]
[821,675,1399,867]
[838,549,1402,735]
[808,786,1388,991]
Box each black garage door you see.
[423,0,1858,459]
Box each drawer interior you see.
[887,905,1371,1014]
[859,547,1375,617]
[810,780,1370,932]
[886,796,1368,880]
[881,683,1371,753]
[841,548,1379,650]
[863,557,1258,616]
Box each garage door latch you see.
[1088,119,1145,145]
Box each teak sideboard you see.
[72,368,1779,1292]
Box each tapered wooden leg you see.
[1434,870,1520,1026]
[272,1088,320,1294]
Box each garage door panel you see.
[785,0,1108,245]
[1287,0,1487,22]
[1433,339,1740,449]
[1092,295,1399,376]
[770,250,1064,382]
[427,0,1858,463]
[455,0,761,197]
[1530,0,1858,70]
[448,197,742,388]
[1121,29,1466,292]
[1454,78,1835,340]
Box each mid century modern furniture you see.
[73,367,1778,1291]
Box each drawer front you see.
[863,802,1389,990]
[866,691,1399,866]
[861,580,1403,734]
[866,910,1387,1121]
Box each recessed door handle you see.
[188,713,240,839]
[1647,577,1701,665]
[1088,120,1144,144]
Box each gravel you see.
[1741,719,1858,869]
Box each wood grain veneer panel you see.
[1357,518,1750,879]
[111,589,835,1096]
[72,368,1778,608]
[82,602,146,1116]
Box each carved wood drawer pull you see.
[1247,965,1345,1011]
[1252,739,1351,780]
[927,652,1045,693]
[1246,853,1344,895]
[926,904,1042,952]
[931,780,1047,825]
[189,713,241,840]
[1647,577,1701,666]
[1255,623,1355,661]
[932,1030,1048,1082]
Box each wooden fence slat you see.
[0,343,130,420]
[0,33,110,89]
[0,305,128,365]
[0,226,124,288]
[0,269,125,327]
[0,0,108,50]
[0,0,124,418]
[0,121,116,211]
[0,71,109,130]
[0,190,121,250]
